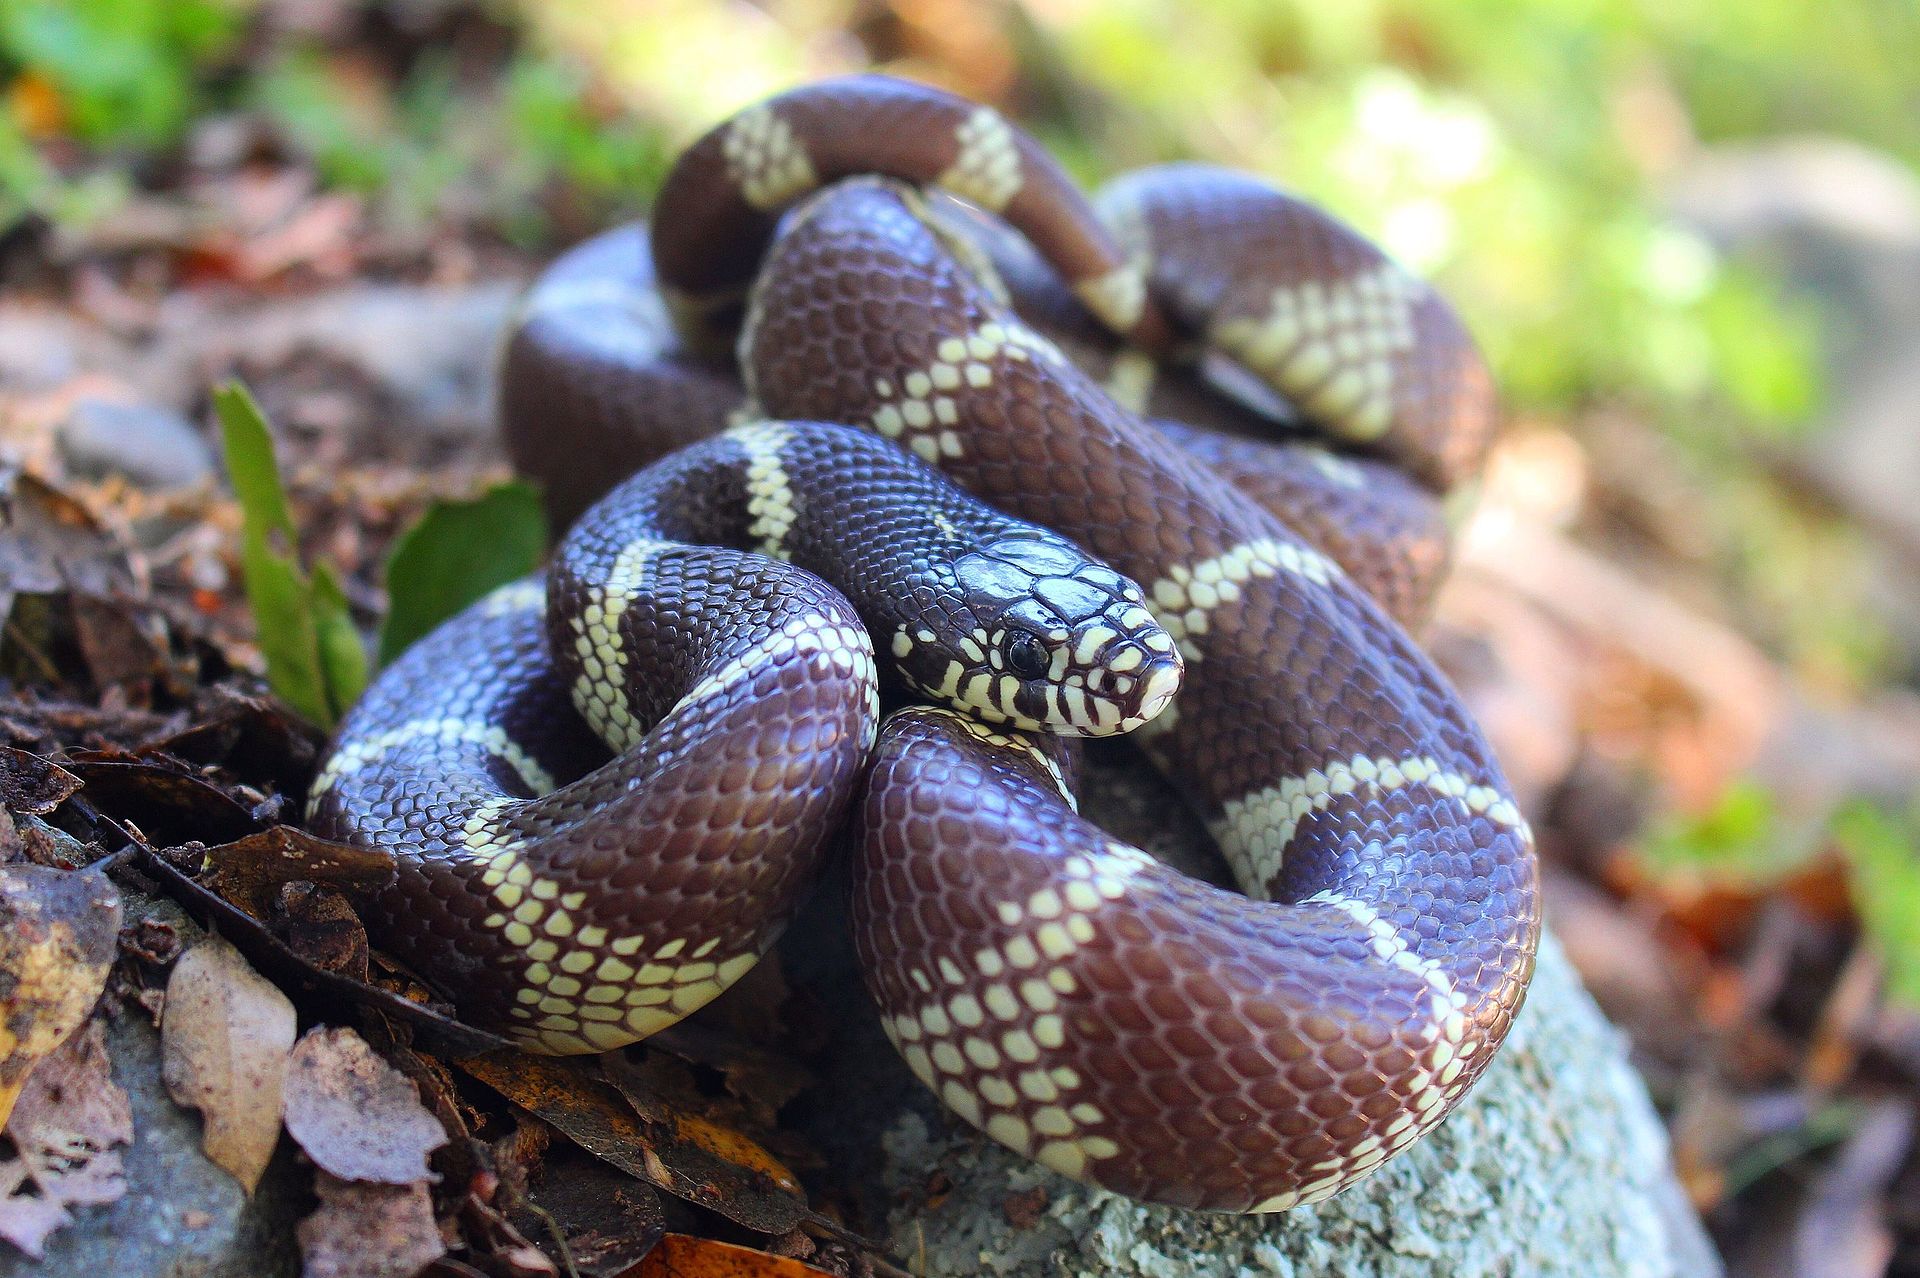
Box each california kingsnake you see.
[314,75,1540,1214]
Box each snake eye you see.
[1006,630,1051,679]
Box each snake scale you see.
[313,75,1540,1213]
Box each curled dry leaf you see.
[635,1234,840,1278]
[160,935,298,1193]
[0,747,82,819]
[297,1171,446,1278]
[0,1020,133,1258]
[200,824,394,921]
[0,863,122,1128]
[283,1026,447,1184]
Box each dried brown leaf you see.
[509,1148,666,1277]
[297,1170,445,1278]
[283,1026,446,1184]
[160,935,297,1193]
[0,1020,132,1258]
[0,864,121,1127]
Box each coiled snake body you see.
[315,75,1540,1214]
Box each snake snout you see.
[1078,602,1184,735]
[1034,566,1185,736]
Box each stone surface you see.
[58,398,216,490]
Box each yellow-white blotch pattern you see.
[726,421,798,557]
[869,321,1067,465]
[1239,889,1488,1209]
[1145,538,1344,659]
[1212,263,1423,440]
[480,578,547,616]
[1303,446,1367,489]
[310,718,556,801]
[474,608,874,1053]
[568,538,672,752]
[459,810,764,1054]
[720,105,819,211]
[1072,259,1150,335]
[923,707,1075,809]
[1212,753,1531,897]
[877,838,1157,1182]
[935,106,1025,213]
[1102,350,1157,414]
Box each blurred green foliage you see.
[377,482,547,667]
[0,0,241,224]
[1833,801,1920,1007]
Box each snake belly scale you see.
[315,75,1541,1214]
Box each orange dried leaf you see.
[634,1233,839,1278]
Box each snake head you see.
[902,529,1182,737]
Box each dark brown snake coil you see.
[314,74,1540,1214]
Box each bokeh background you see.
[3,1,1918,1271]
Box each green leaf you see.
[311,560,370,714]
[376,482,547,666]
[213,382,296,540]
[214,380,364,730]
[234,526,329,728]
[1833,801,1920,1009]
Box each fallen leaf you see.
[0,863,122,1127]
[459,1051,810,1236]
[297,1171,445,1278]
[62,753,262,847]
[634,1234,839,1278]
[160,936,297,1193]
[145,686,322,798]
[283,1026,447,1183]
[0,467,170,699]
[456,1173,561,1278]
[275,881,370,980]
[0,1020,133,1258]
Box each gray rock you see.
[58,398,216,490]
[0,893,303,1278]
[877,932,1716,1278]
[203,282,521,439]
